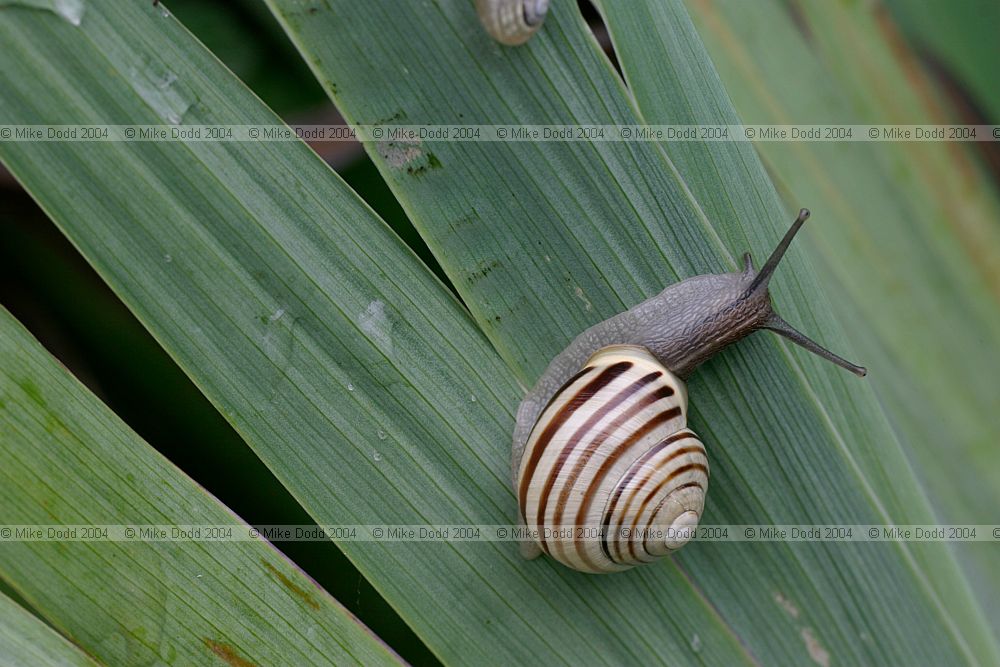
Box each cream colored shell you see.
[515,345,709,573]
[475,0,549,46]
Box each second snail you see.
[476,0,551,45]
[512,210,867,573]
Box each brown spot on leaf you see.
[466,259,500,284]
[375,137,442,176]
[783,0,814,43]
[202,639,257,667]
[261,559,321,610]
[800,627,830,667]
[773,591,800,619]
[373,110,404,126]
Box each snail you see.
[476,0,550,45]
[513,209,866,573]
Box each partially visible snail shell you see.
[475,0,550,45]
[516,345,709,573]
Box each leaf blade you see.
[0,307,400,666]
[266,0,995,664]
[0,591,102,667]
[681,0,1000,649]
[594,0,998,662]
[0,2,750,664]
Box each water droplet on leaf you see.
[0,0,86,26]
[128,59,191,126]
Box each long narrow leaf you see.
[0,308,399,666]
[0,591,100,667]
[594,0,998,661]
[0,2,750,664]
[266,0,995,664]
[683,0,1000,640]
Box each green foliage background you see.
[1,0,997,665]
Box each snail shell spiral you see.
[475,0,550,46]
[515,345,709,573]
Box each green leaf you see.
[3,0,996,665]
[594,0,1000,654]
[1,3,748,665]
[885,0,1000,122]
[0,307,399,665]
[0,591,100,667]
[266,0,996,664]
[681,0,1000,641]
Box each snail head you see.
[741,208,867,377]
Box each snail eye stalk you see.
[748,208,811,295]
[764,314,868,377]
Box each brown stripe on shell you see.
[536,371,664,553]
[556,385,681,567]
[624,461,709,562]
[536,364,598,420]
[599,427,692,563]
[518,361,632,524]
[612,438,704,563]
[641,481,705,556]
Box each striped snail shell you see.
[513,209,867,573]
[517,346,709,573]
[475,0,550,45]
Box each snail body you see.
[513,210,866,573]
[476,0,550,45]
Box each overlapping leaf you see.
[682,0,1000,639]
[1,0,996,664]
[0,308,398,665]
[265,0,996,663]
[0,1,747,664]
[0,591,100,667]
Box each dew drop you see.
[470,395,477,403]
[347,383,354,392]
[157,71,177,90]
[690,633,702,653]
[128,59,191,126]
[53,0,83,24]
[358,300,393,355]
[163,253,172,263]
[372,450,382,462]
[376,429,387,441]
[0,0,86,26]
[268,307,285,322]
